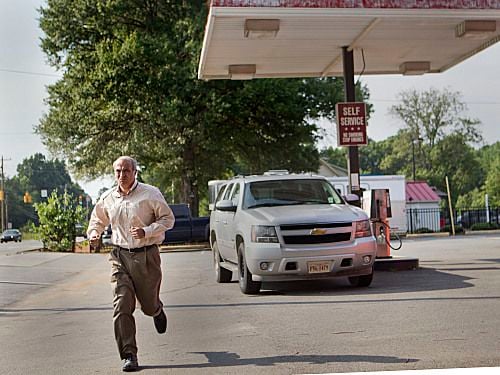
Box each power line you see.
[369,98,500,105]
[0,68,61,78]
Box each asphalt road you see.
[1,234,499,374]
[0,239,43,256]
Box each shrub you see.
[470,222,500,231]
[33,190,87,252]
[440,225,464,234]
[415,227,433,234]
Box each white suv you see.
[210,172,377,294]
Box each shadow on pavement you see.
[141,351,418,370]
[260,265,476,296]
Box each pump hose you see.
[378,220,403,251]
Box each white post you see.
[485,194,490,223]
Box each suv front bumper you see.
[245,237,376,282]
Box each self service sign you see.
[335,102,367,147]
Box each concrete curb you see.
[406,232,450,238]
[160,243,211,253]
[463,229,500,235]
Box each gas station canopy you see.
[198,0,500,80]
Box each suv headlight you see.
[355,220,372,238]
[251,225,279,243]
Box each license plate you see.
[308,261,331,274]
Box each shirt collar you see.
[113,180,139,197]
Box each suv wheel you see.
[213,240,232,283]
[348,269,374,287]
[237,242,261,294]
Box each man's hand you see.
[130,227,145,239]
[89,233,101,247]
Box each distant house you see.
[317,158,348,177]
[406,181,441,232]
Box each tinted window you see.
[230,183,240,206]
[222,183,234,200]
[215,183,228,204]
[243,179,343,209]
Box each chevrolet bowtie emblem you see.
[310,228,327,235]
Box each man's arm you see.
[87,198,110,246]
[142,188,175,238]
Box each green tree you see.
[15,153,83,199]
[319,147,347,170]
[384,88,485,203]
[4,178,38,229]
[34,190,87,252]
[5,154,85,229]
[484,156,500,206]
[390,88,482,151]
[371,131,415,177]
[427,134,483,203]
[37,0,352,216]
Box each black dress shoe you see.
[154,309,167,334]
[122,354,139,372]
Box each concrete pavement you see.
[1,233,500,374]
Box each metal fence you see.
[406,207,500,234]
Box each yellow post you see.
[445,176,455,236]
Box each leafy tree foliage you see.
[427,134,483,203]
[319,147,347,169]
[384,88,486,205]
[484,155,500,206]
[33,190,87,252]
[4,178,37,229]
[38,0,350,215]
[456,142,500,207]
[390,88,482,149]
[16,153,83,199]
[6,153,84,228]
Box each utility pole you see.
[412,140,416,182]
[0,156,10,231]
[0,156,13,231]
[412,138,423,181]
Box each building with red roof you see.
[406,181,441,232]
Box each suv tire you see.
[213,240,232,283]
[237,242,261,294]
[348,269,374,287]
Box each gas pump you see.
[362,189,394,258]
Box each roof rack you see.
[263,170,289,176]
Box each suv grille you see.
[280,222,352,245]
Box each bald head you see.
[113,156,137,172]
[113,156,138,193]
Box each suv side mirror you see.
[344,194,360,204]
[215,199,237,212]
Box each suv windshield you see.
[243,179,343,209]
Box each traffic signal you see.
[0,190,4,201]
[23,192,32,204]
[78,195,83,206]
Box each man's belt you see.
[115,244,157,253]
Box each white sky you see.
[1,1,500,200]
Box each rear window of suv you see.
[243,179,343,209]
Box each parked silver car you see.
[210,172,377,294]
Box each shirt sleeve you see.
[87,194,110,238]
[142,188,175,238]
